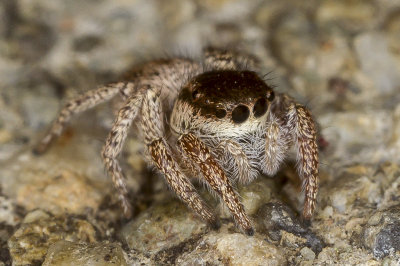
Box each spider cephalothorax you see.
[34,48,319,236]
[171,70,275,135]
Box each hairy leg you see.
[102,93,143,217]
[263,114,291,176]
[277,94,319,219]
[203,47,259,71]
[290,103,319,219]
[34,82,130,154]
[217,139,255,184]
[178,133,254,235]
[142,87,217,227]
[121,58,201,101]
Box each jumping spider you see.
[34,48,319,236]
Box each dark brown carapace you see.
[181,70,274,121]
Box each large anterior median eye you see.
[253,98,268,118]
[232,105,250,124]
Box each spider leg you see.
[278,94,319,219]
[263,115,290,176]
[203,47,259,70]
[142,87,218,227]
[178,133,254,236]
[102,93,143,218]
[217,139,255,184]
[34,82,131,154]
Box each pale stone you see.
[16,169,104,215]
[8,214,97,265]
[300,247,316,261]
[215,232,285,265]
[43,240,127,266]
[120,199,208,254]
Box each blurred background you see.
[1,0,400,265]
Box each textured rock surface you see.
[1,0,400,265]
[120,199,208,255]
[8,212,97,265]
[257,201,324,254]
[169,226,286,265]
[42,240,127,266]
[363,205,400,259]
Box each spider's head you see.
[171,70,275,136]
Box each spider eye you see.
[232,105,249,124]
[253,98,268,118]
[192,89,200,100]
[215,108,227,119]
[267,91,275,101]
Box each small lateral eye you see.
[232,105,250,124]
[215,108,227,119]
[253,98,268,118]
[267,91,275,101]
[192,89,200,100]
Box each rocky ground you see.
[1,0,400,265]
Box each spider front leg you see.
[178,133,254,236]
[291,104,319,219]
[142,87,218,227]
[34,82,129,154]
[280,95,319,219]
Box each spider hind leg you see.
[34,82,127,154]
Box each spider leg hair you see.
[34,82,130,154]
[262,113,291,176]
[102,91,143,218]
[178,133,254,236]
[281,94,319,219]
[142,87,218,227]
[217,139,255,184]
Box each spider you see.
[34,48,319,236]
